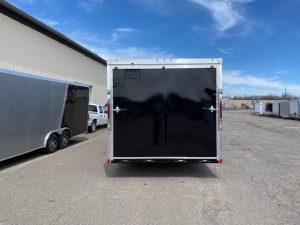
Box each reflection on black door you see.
[113,68,216,157]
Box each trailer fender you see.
[43,128,71,147]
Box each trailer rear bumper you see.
[108,158,222,164]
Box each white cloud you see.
[77,0,104,11]
[16,0,34,3]
[68,29,173,60]
[112,27,137,42]
[38,18,59,27]
[223,70,300,96]
[189,0,254,33]
[97,47,173,60]
[69,28,138,45]
[275,69,289,75]
[69,29,107,46]
[131,0,170,15]
[218,48,233,55]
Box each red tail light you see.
[220,101,223,119]
[107,100,110,120]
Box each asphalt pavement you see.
[0,111,299,225]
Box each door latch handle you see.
[113,106,128,113]
[202,106,218,113]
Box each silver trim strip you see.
[109,64,114,160]
[217,61,223,161]
[0,68,90,87]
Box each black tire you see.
[44,133,58,154]
[89,120,96,133]
[58,130,70,149]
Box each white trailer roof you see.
[107,58,222,65]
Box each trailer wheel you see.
[44,134,58,154]
[59,130,70,149]
[89,120,96,133]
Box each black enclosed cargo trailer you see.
[0,69,89,161]
[106,59,223,163]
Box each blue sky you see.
[7,0,300,96]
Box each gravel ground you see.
[0,111,299,225]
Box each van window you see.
[99,106,103,113]
[88,105,97,112]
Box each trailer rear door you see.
[112,68,217,159]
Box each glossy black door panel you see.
[164,68,216,157]
[113,69,166,157]
[113,68,217,157]
[62,85,89,136]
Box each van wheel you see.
[59,130,70,149]
[89,121,96,133]
[44,134,58,153]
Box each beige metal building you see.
[0,1,107,104]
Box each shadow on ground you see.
[104,163,217,178]
[0,136,88,171]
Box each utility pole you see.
[285,87,287,99]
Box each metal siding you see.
[255,103,265,115]
[254,103,260,114]
[0,13,106,104]
[280,102,290,118]
[299,101,300,118]
[0,72,67,160]
[290,100,299,118]
[272,101,281,116]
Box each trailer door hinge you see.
[113,106,128,113]
[202,106,218,113]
